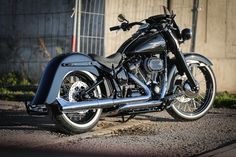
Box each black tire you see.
[167,60,216,121]
[49,71,102,134]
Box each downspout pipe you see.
[190,0,200,52]
[72,0,78,52]
[76,0,82,52]
[167,0,172,11]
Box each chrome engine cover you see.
[144,56,163,72]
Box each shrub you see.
[214,92,236,109]
[0,72,31,86]
[0,72,34,101]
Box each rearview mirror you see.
[117,14,127,22]
[163,6,170,15]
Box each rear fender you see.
[167,53,213,92]
[31,53,106,106]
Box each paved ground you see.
[0,100,236,157]
[199,143,236,157]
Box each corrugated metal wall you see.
[0,0,74,81]
[0,0,105,82]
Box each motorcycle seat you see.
[89,52,122,68]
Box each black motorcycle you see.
[26,7,216,134]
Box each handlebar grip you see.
[110,25,120,31]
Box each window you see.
[80,0,105,56]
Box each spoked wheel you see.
[167,60,216,121]
[49,71,102,134]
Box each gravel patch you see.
[46,109,236,157]
[0,100,235,157]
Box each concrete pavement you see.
[198,143,236,157]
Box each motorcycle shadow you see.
[0,109,58,132]
[133,113,176,122]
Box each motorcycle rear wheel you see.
[49,71,102,134]
[167,60,216,121]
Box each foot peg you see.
[25,102,48,115]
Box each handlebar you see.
[110,22,143,32]
[109,15,178,34]
[110,25,120,31]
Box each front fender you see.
[31,53,102,106]
[167,53,213,92]
[183,53,213,66]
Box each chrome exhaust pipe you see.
[57,73,151,112]
[118,100,162,111]
[106,100,162,116]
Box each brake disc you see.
[68,80,89,114]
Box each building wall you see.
[104,0,167,56]
[104,0,236,92]
[195,0,236,92]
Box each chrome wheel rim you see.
[59,71,102,127]
[171,61,216,118]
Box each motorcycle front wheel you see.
[49,71,102,134]
[167,59,216,121]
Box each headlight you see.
[181,28,192,41]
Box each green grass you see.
[214,92,236,109]
[0,72,31,86]
[0,88,35,101]
[0,72,35,101]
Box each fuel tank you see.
[125,33,166,55]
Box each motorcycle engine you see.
[143,56,163,73]
[142,55,164,95]
[128,55,164,82]
[128,55,164,96]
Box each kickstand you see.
[121,114,136,123]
